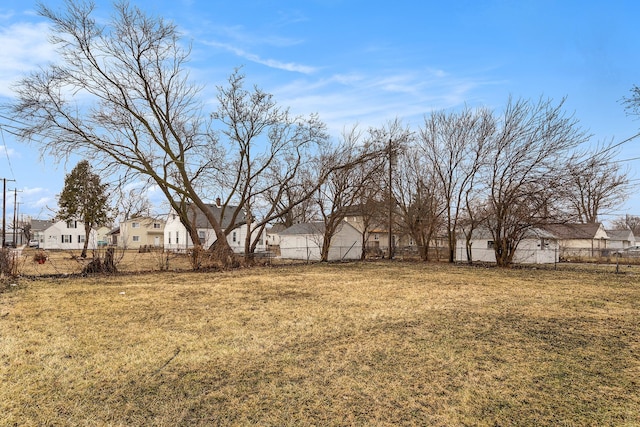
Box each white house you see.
[544,223,609,257]
[605,229,635,251]
[42,219,98,251]
[29,219,52,248]
[279,221,363,261]
[455,227,559,264]
[164,201,266,254]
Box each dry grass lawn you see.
[1,262,639,426]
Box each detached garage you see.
[279,221,362,261]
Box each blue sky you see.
[1,0,640,224]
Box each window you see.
[132,236,140,242]
[487,241,495,249]
[168,231,172,244]
[232,231,237,243]
[198,230,205,243]
[176,231,179,244]
[78,235,85,243]
[62,235,72,243]
[153,223,161,229]
[66,220,77,229]
[374,234,379,241]
[132,222,140,229]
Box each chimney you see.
[215,197,221,207]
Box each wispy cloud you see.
[0,145,18,158]
[203,40,317,74]
[213,25,305,48]
[0,21,56,97]
[271,68,494,134]
[22,187,46,196]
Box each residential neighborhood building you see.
[28,219,52,248]
[118,217,165,249]
[455,227,559,264]
[41,219,98,251]
[164,201,266,253]
[278,221,362,261]
[96,225,112,247]
[543,223,609,258]
[605,229,635,251]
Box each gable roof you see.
[180,203,246,230]
[267,223,288,234]
[467,227,557,240]
[605,229,634,241]
[279,221,362,237]
[279,222,326,236]
[30,219,53,232]
[543,223,606,240]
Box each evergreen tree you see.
[58,161,109,258]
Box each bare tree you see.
[394,146,445,261]
[7,1,238,263]
[7,2,328,267]
[563,142,629,223]
[610,214,640,236]
[211,71,329,261]
[314,127,387,262]
[484,97,589,267]
[419,107,494,262]
[264,166,318,228]
[115,185,152,221]
[351,189,386,260]
[368,119,414,259]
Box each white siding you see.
[279,222,363,261]
[456,237,559,264]
[164,211,266,253]
[42,220,98,251]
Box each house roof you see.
[468,227,557,240]
[279,221,362,237]
[606,229,634,241]
[180,203,246,230]
[279,222,326,236]
[266,223,288,234]
[30,219,53,232]
[543,223,606,240]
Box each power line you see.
[0,127,15,179]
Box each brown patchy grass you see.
[1,262,639,426]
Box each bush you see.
[0,248,18,278]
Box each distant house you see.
[265,223,288,255]
[41,219,98,251]
[455,227,559,264]
[341,205,399,256]
[543,223,609,257]
[164,200,265,253]
[29,219,52,247]
[107,226,120,247]
[279,221,362,261]
[605,229,635,251]
[118,217,165,249]
[95,226,111,247]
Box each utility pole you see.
[12,188,23,246]
[1,178,16,247]
[388,138,394,260]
